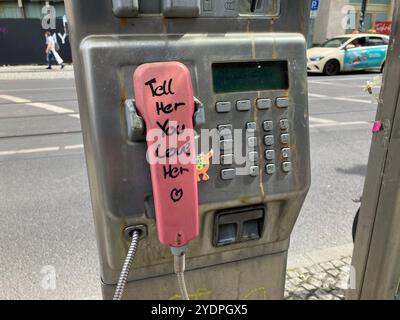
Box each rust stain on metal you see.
[120,17,128,29]
[162,18,168,34]
[119,74,127,114]
[239,196,253,204]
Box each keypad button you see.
[250,166,259,177]
[265,150,275,161]
[264,135,274,146]
[218,124,233,132]
[266,164,276,175]
[221,154,234,166]
[236,100,251,111]
[280,119,289,130]
[220,139,233,151]
[257,98,272,110]
[248,152,258,164]
[246,122,257,133]
[263,120,273,132]
[282,148,291,159]
[218,124,233,140]
[247,137,258,148]
[282,162,292,173]
[221,169,236,180]
[276,97,289,108]
[216,101,232,113]
[280,134,290,145]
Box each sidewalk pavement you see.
[0,64,74,80]
[285,243,353,300]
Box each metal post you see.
[347,1,400,300]
[360,0,368,32]
[307,16,315,48]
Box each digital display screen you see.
[212,61,289,93]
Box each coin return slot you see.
[214,207,265,247]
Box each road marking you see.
[64,144,84,150]
[309,93,373,104]
[309,117,336,124]
[0,87,75,93]
[309,93,328,98]
[27,102,74,114]
[0,147,60,156]
[0,94,80,119]
[310,121,369,128]
[0,94,31,103]
[309,80,365,88]
[0,145,84,156]
[331,97,372,104]
[309,76,376,82]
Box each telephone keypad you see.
[216,97,293,178]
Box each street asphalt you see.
[0,68,380,299]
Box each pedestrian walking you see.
[45,31,65,70]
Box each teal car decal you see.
[344,45,387,71]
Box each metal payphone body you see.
[65,0,311,299]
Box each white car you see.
[307,34,389,76]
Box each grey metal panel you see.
[65,0,309,37]
[347,2,400,300]
[65,0,310,298]
[101,251,288,300]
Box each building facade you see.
[0,0,65,18]
[313,0,394,45]
[0,0,70,65]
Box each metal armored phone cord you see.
[113,230,140,300]
[171,246,190,300]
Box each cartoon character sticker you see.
[196,150,213,182]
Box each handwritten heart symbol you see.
[170,188,183,203]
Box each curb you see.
[287,243,353,270]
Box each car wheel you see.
[381,61,385,73]
[323,59,340,76]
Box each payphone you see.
[65,0,311,300]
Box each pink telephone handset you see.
[133,61,199,248]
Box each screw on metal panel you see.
[124,225,147,241]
